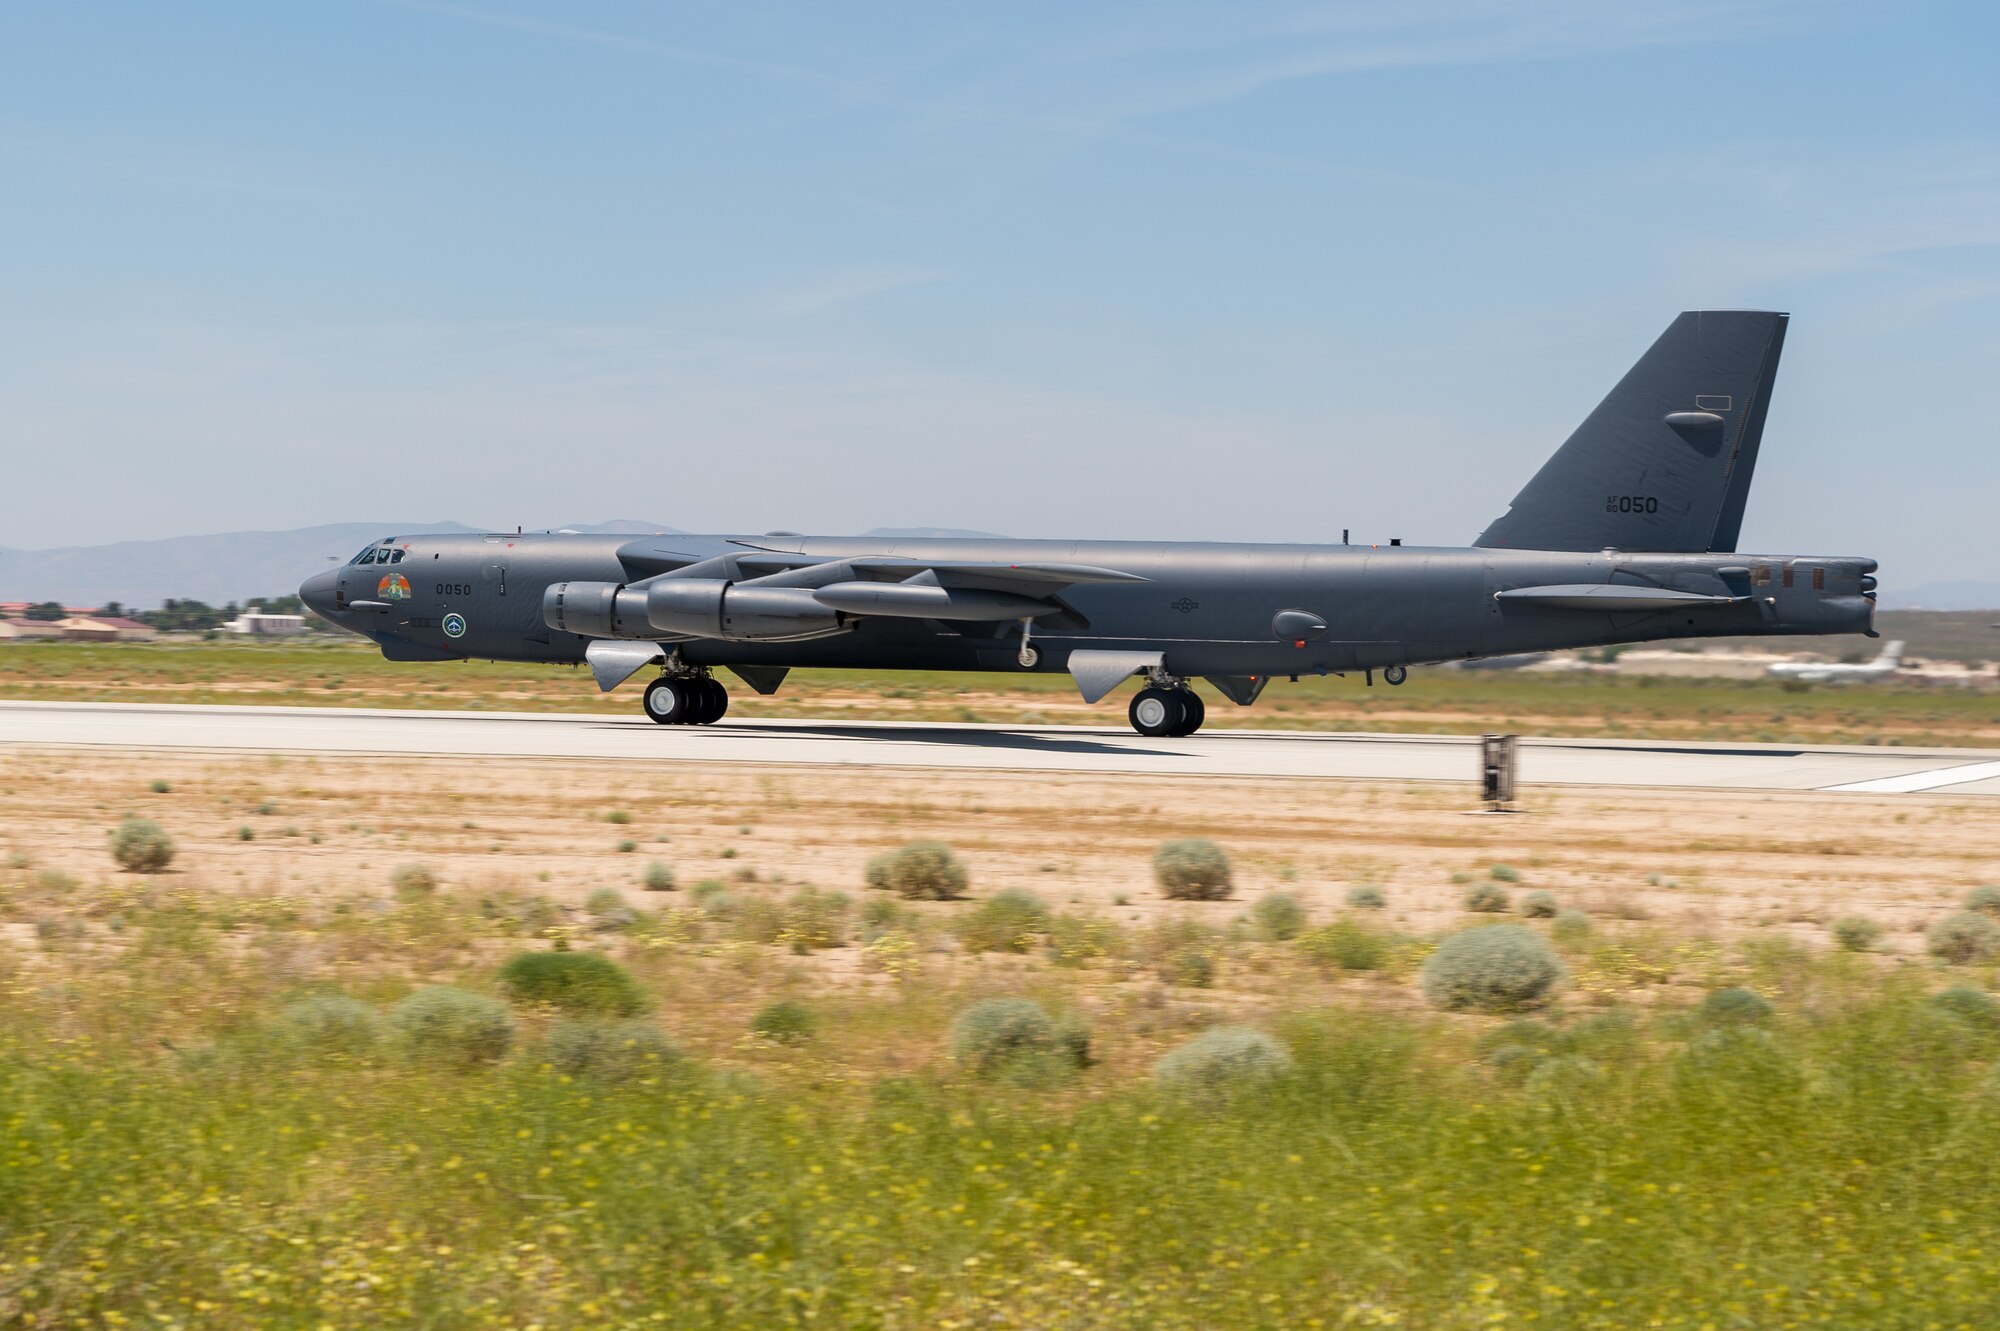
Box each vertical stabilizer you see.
[1477,311,1787,553]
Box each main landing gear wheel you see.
[1383,664,1408,686]
[1130,686,1203,737]
[643,676,688,725]
[643,676,730,725]
[688,677,729,725]
[1129,687,1182,737]
[1172,689,1205,736]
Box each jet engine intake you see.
[646,578,842,642]
[543,582,654,639]
[540,579,656,639]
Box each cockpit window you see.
[350,546,376,565]
[350,543,404,565]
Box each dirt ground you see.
[6,746,1994,958]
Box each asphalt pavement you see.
[4,700,1998,794]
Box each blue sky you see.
[3,2,1996,584]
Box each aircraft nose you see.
[299,568,339,619]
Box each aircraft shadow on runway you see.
[1547,742,1808,758]
[603,722,1173,757]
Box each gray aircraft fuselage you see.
[302,532,1872,676]
[297,311,1880,732]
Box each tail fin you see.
[1876,640,1904,668]
[1476,310,1788,553]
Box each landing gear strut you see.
[643,674,730,726]
[1016,618,1040,670]
[1129,683,1205,738]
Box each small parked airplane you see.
[1767,640,1904,684]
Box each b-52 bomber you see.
[300,310,1877,736]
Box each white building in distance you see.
[222,610,307,637]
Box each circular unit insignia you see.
[442,613,468,639]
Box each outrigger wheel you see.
[1129,686,1204,738]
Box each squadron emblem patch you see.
[377,572,412,601]
[442,613,467,639]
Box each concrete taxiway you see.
[3,700,1999,794]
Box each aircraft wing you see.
[609,549,1151,641]
[814,560,1147,623]
[843,557,1148,596]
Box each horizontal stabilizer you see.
[1495,584,1746,611]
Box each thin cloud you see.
[377,0,865,98]
[1029,0,1831,127]
[366,0,1399,173]
[760,267,949,321]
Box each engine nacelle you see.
[542,582,654,639]
[647,578,841,641]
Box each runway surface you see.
[4,700,2000,795]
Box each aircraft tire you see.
[1383,664,1408,686]
[1170,690,1205,736]
[1129,687,1185,737]
[680,677,726,725]
[643,677,689,725]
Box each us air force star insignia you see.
[442,613,468,639]
[1172,598,1199,613]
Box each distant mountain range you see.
[0,521,683,608]
[0,521,1002,608]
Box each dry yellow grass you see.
[5,746,1990,974]
[8,747,2000,1326]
